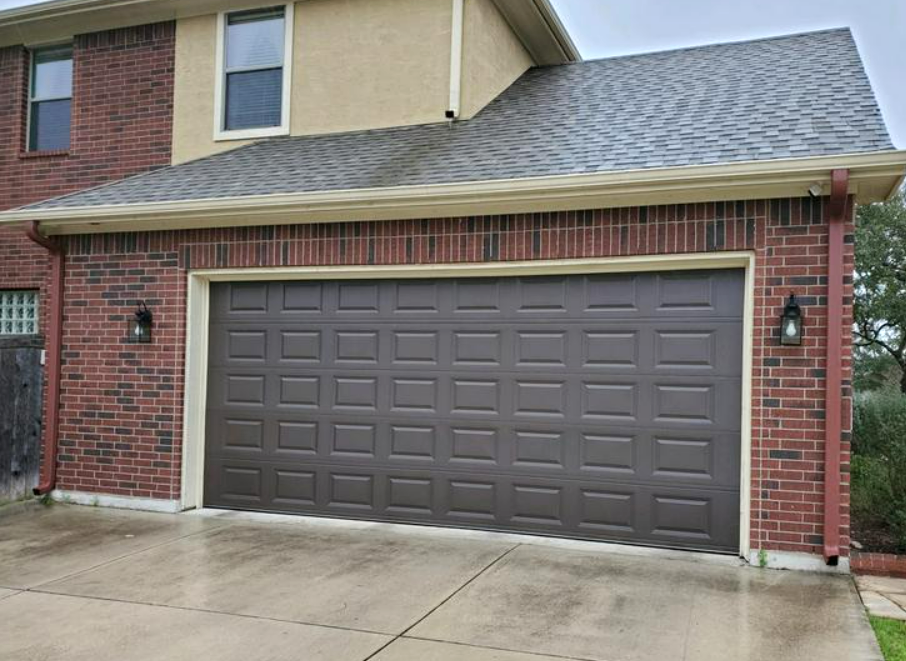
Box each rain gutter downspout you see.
[25,220,63,496]
[824,168,849,565]
[446,0,464,120]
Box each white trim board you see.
[181,252,756,559]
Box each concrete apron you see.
[0,505,884,661]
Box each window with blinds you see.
[0,291,39,336]
[223,7,286,131]
[29,46,73,152]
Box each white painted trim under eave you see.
[181,252,755,560]
[3,150,905,235]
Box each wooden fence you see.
[0,338,43,502]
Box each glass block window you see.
[29,46,73,152]
[223,7,286,131]
[0,291,39,336]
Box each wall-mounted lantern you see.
[780,293,802,346]
[128,301,153,344]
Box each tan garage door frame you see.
[181,251,755,556]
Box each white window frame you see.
[27,44,74,153]
[213,3,294,142]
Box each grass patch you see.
[871,616,906,660]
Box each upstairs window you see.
[216,5,293,139]
[0,291,39,336]
[29,46,73,152]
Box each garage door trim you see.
[181,252,755,556]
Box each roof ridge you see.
[543,26,854,68]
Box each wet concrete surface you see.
[0,505,884,661]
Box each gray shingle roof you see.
[27,27,893,210]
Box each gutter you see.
[822,168,849,565]
[1,151,904,235]
[447,0,464,120]
[24,221,64,496]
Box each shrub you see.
[853,391,906,551]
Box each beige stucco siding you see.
[171,0,535,164]
[460,0,533,119]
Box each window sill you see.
[214,126,289,142]
[19,150,70,160]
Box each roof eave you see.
[0,0,581,63]
[3,151,904,236]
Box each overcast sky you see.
[1,0,903,146]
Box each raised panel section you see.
[655,385,714,423]
[453,332,501,365]
[329,474,374,509]
[220,467,261,501]
[223,419,263,450]
[277,421,318,454]
[656,331,715,369]
[337,283,379,312]
[282,283,322,312]
[515,381,565,418]
[585,275,637,311]
[332,424,376,457]
[395,282,439,312]
[584,331,638,368]
[448,480,495,520]
[512,485,562,524]
[387,477,433,513]
[229,283,268,312]
[451,428,497,463]
[654,437,713,478]
[280,376,319,408]
[228,331,266,360]
[657,274,713,310]
[226,375,265,405]
[581,383,637,421]
[579,490,634,531]
[455,280,500,312]
[274,470,316,505]
[452,380,499,414]
[519,277,567,312]
[392,378,437,412]
[334,377,378,411]
[516,332,566,366]
[514,431,563,468]
[390,426,436,460]
[336,331,379,363]
[281,331,320,362]
[393,332,438,365]
[652,496,711,539]
[581,434,635,472]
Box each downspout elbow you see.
[24,221,64,496]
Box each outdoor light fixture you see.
[128,301,153,344]
[780,293,803,346]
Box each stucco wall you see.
[171,0,535,164]
[460,0,532,119]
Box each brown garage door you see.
[205,270,743,552]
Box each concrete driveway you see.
[0,505,881,661]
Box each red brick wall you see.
[53,197,854,558]
[0,22,175,302]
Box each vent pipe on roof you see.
[446,0,464,120]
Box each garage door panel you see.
[206,271,743,552]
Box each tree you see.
[855,190,906,394]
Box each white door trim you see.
[181,251,756,557]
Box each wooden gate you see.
[0,338,43,502]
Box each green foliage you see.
[871,617,906,661]
[855,191,906,394]
[855,348,905,393]
[852,391,906,551]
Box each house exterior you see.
[0,0,903,571]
